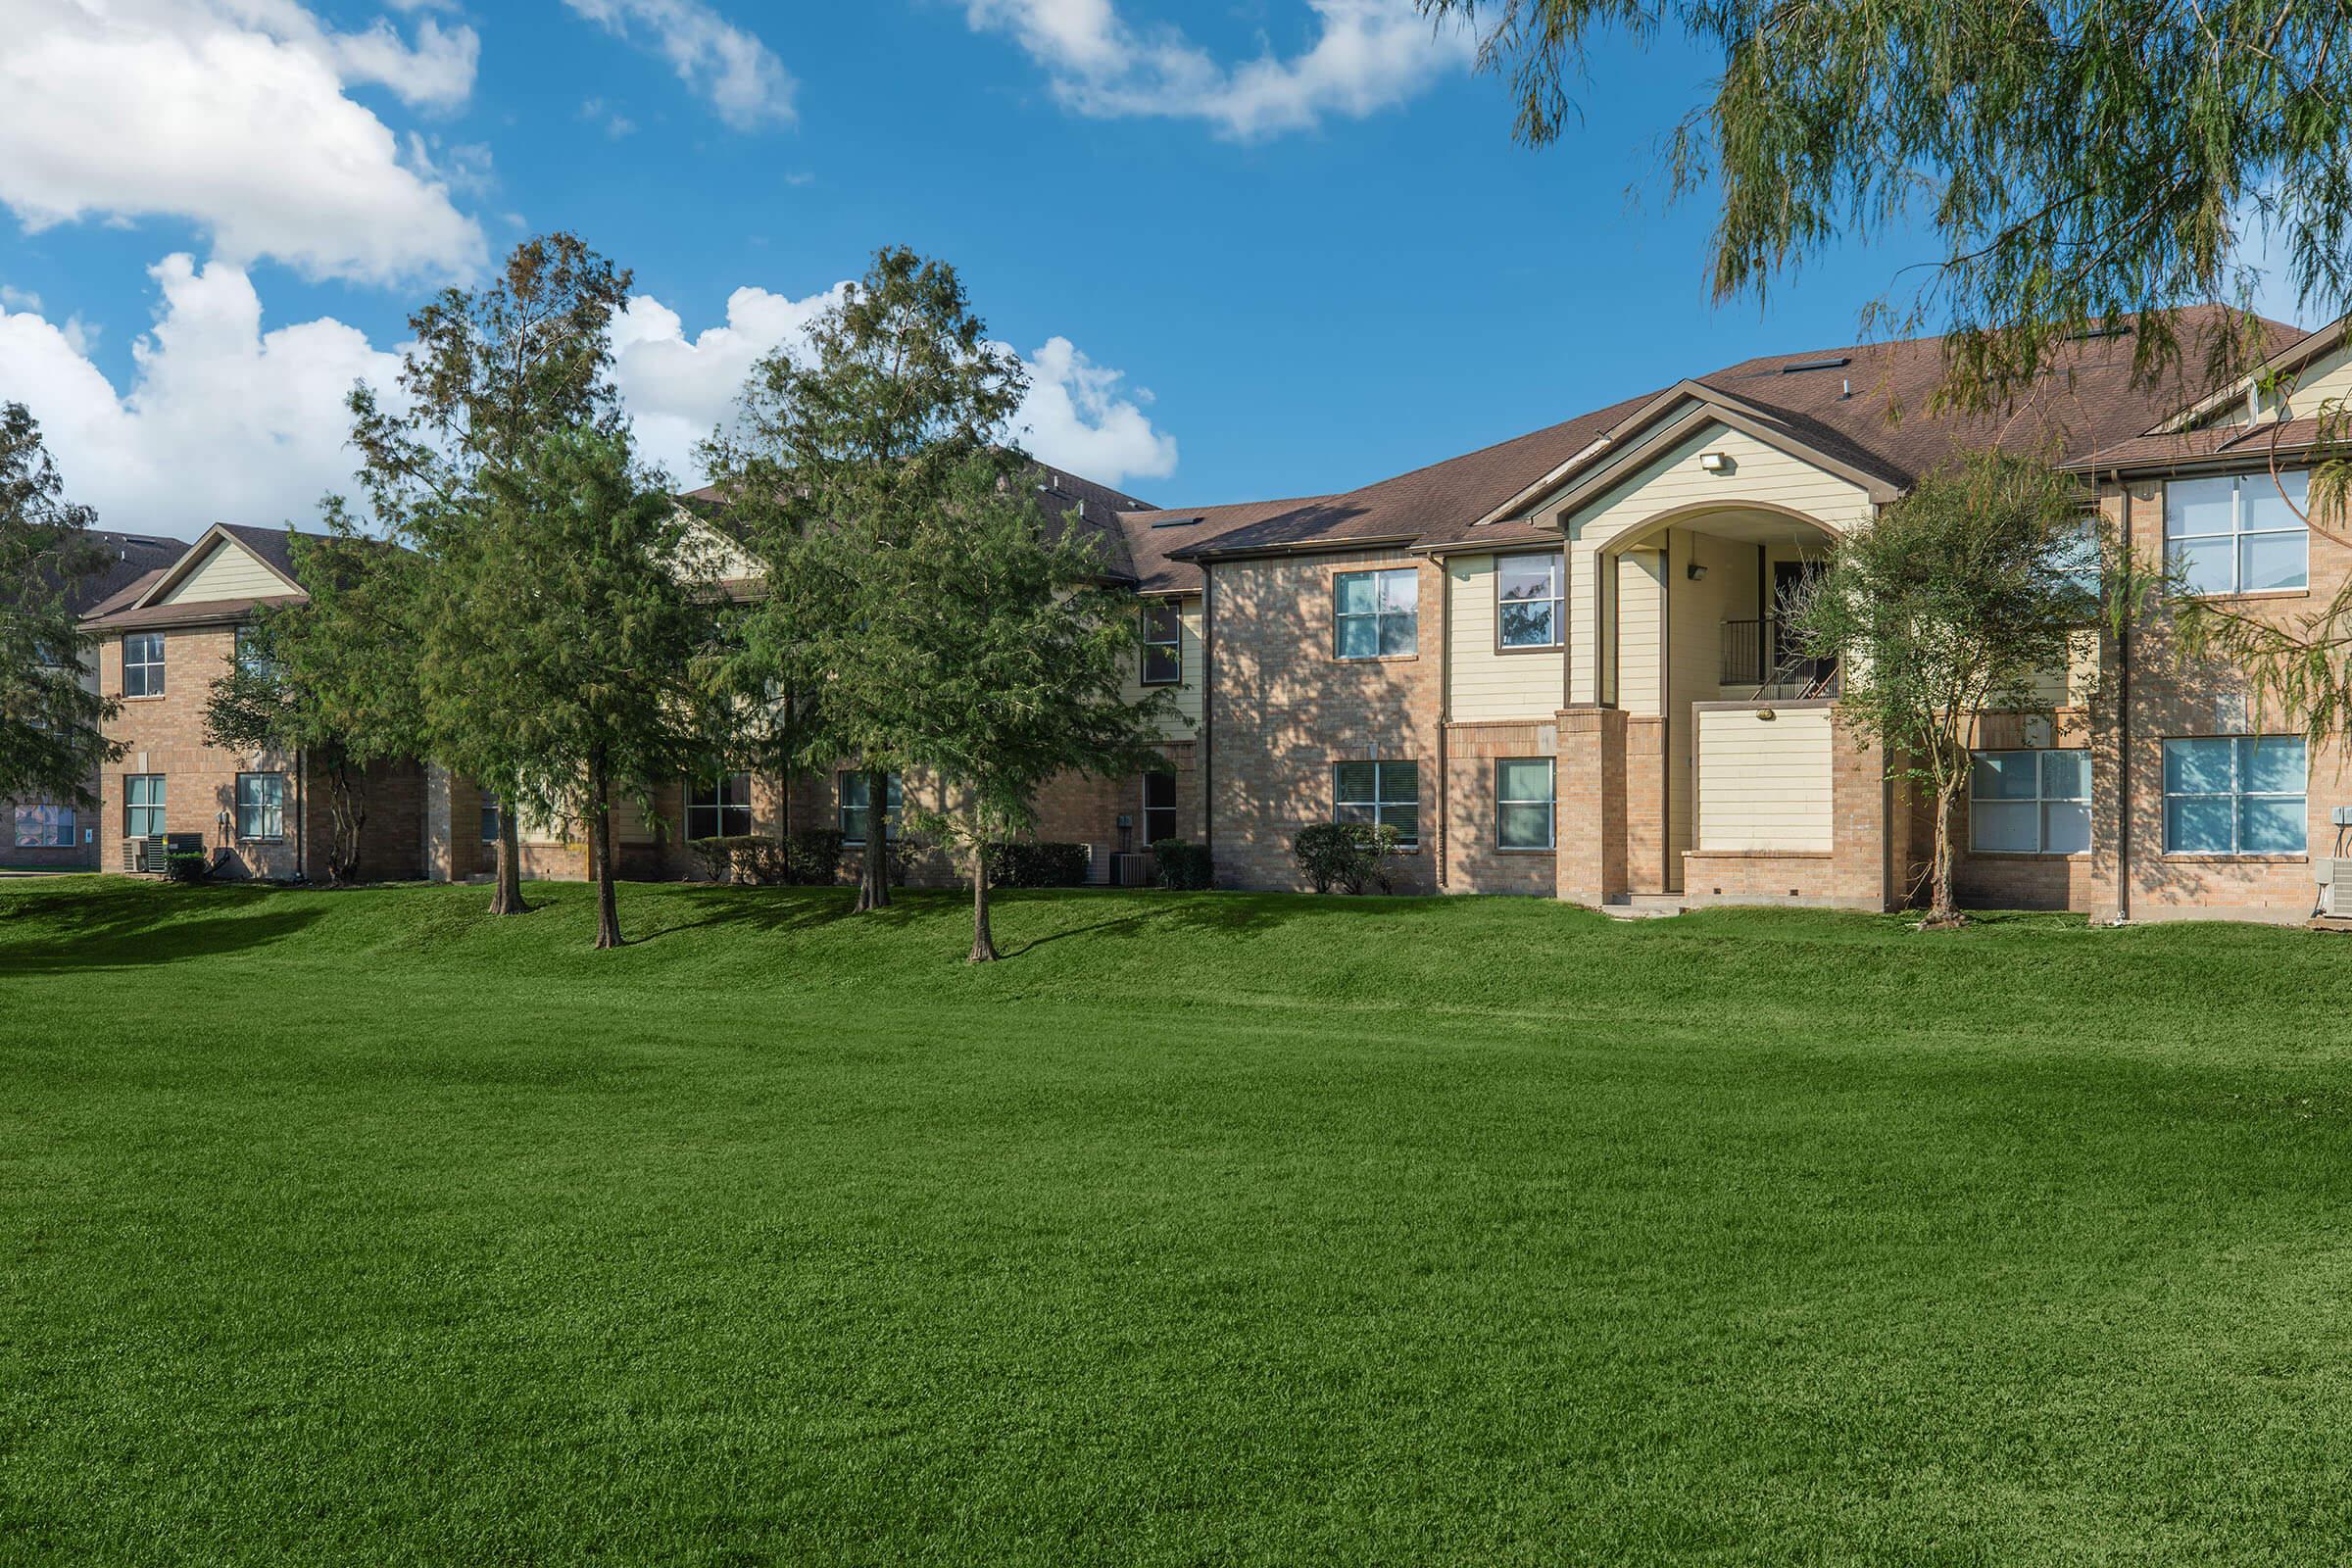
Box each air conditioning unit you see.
[2318,858,2349,917]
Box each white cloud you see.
[1,284,40,314]
[964,0,1473,138]
[562,0,795,129]
[0,0,484,285]
[0,255,406,536]
[610,285,1180,489]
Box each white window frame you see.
[1333,760,1420,847]
[2165,470,2310,597]
[2162,736,2308,856]
[1495,758,1556,850]
[1140,602,1183,686]
[687,772,754,841]
[124,774,166,839]
[235,772,285,841]
[1968,749,2090,855]
[122,632,165,697]
[1332,568,1419,661]
[838,771,902,847]
[1495,553,1565,650]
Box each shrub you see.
[1292,821,1401,894]
[163,849,210,884]
[780,829,847,886]
[688,835,784,885]
[1151,838,1214,891]
[983,840,1091,888]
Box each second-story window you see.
[2166,471,2309,596]
[1334,567,1418,660]
[234,625,278,678]
[1496,552,1564,648]
[122,632,165,697]
[1141,603,1182,685]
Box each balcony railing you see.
[1719,617,1838,697]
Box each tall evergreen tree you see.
[0,405,113,809]
[348,232,634,915]
[430,426,719,950]
[700,246,1028,914]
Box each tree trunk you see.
[969,850,997,963]
[489,793,528,916]
[325,760,366,886]
[854,765,891,912]
[1926,786,1965,928]
[590,760,622,951]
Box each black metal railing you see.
[1720,618,1838,695]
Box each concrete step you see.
[1600,895,1688,919]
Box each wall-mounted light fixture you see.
[1686,563,1708,582]
[1698,451,1733,473]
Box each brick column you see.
[1826,710,1900,910]
[1556,706,1627,906]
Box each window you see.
[1496,553,1564,649]
[1333,760,1419,847]
[2163,737,2307,855]
[1970,750,2090,854]
[122,632,165,697]
[1333,568,1418,660]
[15,804,74,849]
[1143,771,1178,845]
[838,772,902,846]
[688,772,753,840]
[2166,471,2309,596]
[235,772,285,840]
[1495,759,1555,849]
[1141,603,1183,686]
[480,802,501,843]
[124,774,166,839]
[234,625,278,678]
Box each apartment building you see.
[80,307,2352,922]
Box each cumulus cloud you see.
[964,0,1473,138]
[0,261,1179,537]
[562,0,795,129]
[0,0,484,285]
[610,284,1180,489]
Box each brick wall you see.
[1442,720,1555,896]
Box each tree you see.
[427,426,719,950]
[888,457,1174,961]
[1788,453,2103,926]
[700,246,1029,914]
[203,528,423,885]
[348,232,635,916]
[0,404,114,808]
[1419,0,2325,405]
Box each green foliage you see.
[160,849,209,883]
[1293,821,1402,895]
[687,835,782,886]
[1424,0,2307,406]
[0,404,114,807]
[981,841,1091,889]
[1151,838,1215,891]
[782,829,849,886]
[1789,452,2105,919]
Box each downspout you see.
[293,745,306,882]
[2113,470,2132,924]
[1200,570,1215,853]
[1437,555,1450,889]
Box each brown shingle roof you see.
[51,530,187,615]
[2070,416,2330,474]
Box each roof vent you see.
[1151,514,1202,529]
[1781,356,1851,374]
[2066,322,2133,341]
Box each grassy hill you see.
[5,878,2349,1564]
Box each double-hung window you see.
[15,804,75,849]
[1141,603,1183,685]
[1334,760,1419,847]
[688,772,753,840]
[1143,771,1178,845]
[2163,737,2307,855]
[480,802,501,844]
[1333,568,1418,660]
[1970,750,2090,854]
[124,774,166,839]
[1495,758,1555,849]
[839,772,902,847]
[122,632,165,697]
[2166,471,2310,596]
[234,625,278,678]
[235,772,285,840]
[1496,553,1564,649]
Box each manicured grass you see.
[5,878,2352,1565]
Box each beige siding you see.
[1563,420,1874,703]
[1695,706,1834,853]
[1616,550,1665,714]
[678,516,760,583]
[1119,597,1203,740]
[1446,553,1566,720]
[2210,341,2352,427]
[157,539,288,605]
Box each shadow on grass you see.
[0,882,325,973]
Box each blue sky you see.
[2,0,1989,537]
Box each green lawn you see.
[4,878,2351,1565]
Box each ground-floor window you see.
[1969,749,2089,854]
[235,772,286,840]
[688,772,753,840]
[839,772,902,847]
[14,804,75,848]
[124,774,165,839]
[1143,770,1177,844]
[2163,736,2307,855]
[480,801,501,843]
[1334,760,1419,847]
[1495,758,1555,850]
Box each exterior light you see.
[1686,563,1708,582]
[1699,451,1733,473]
